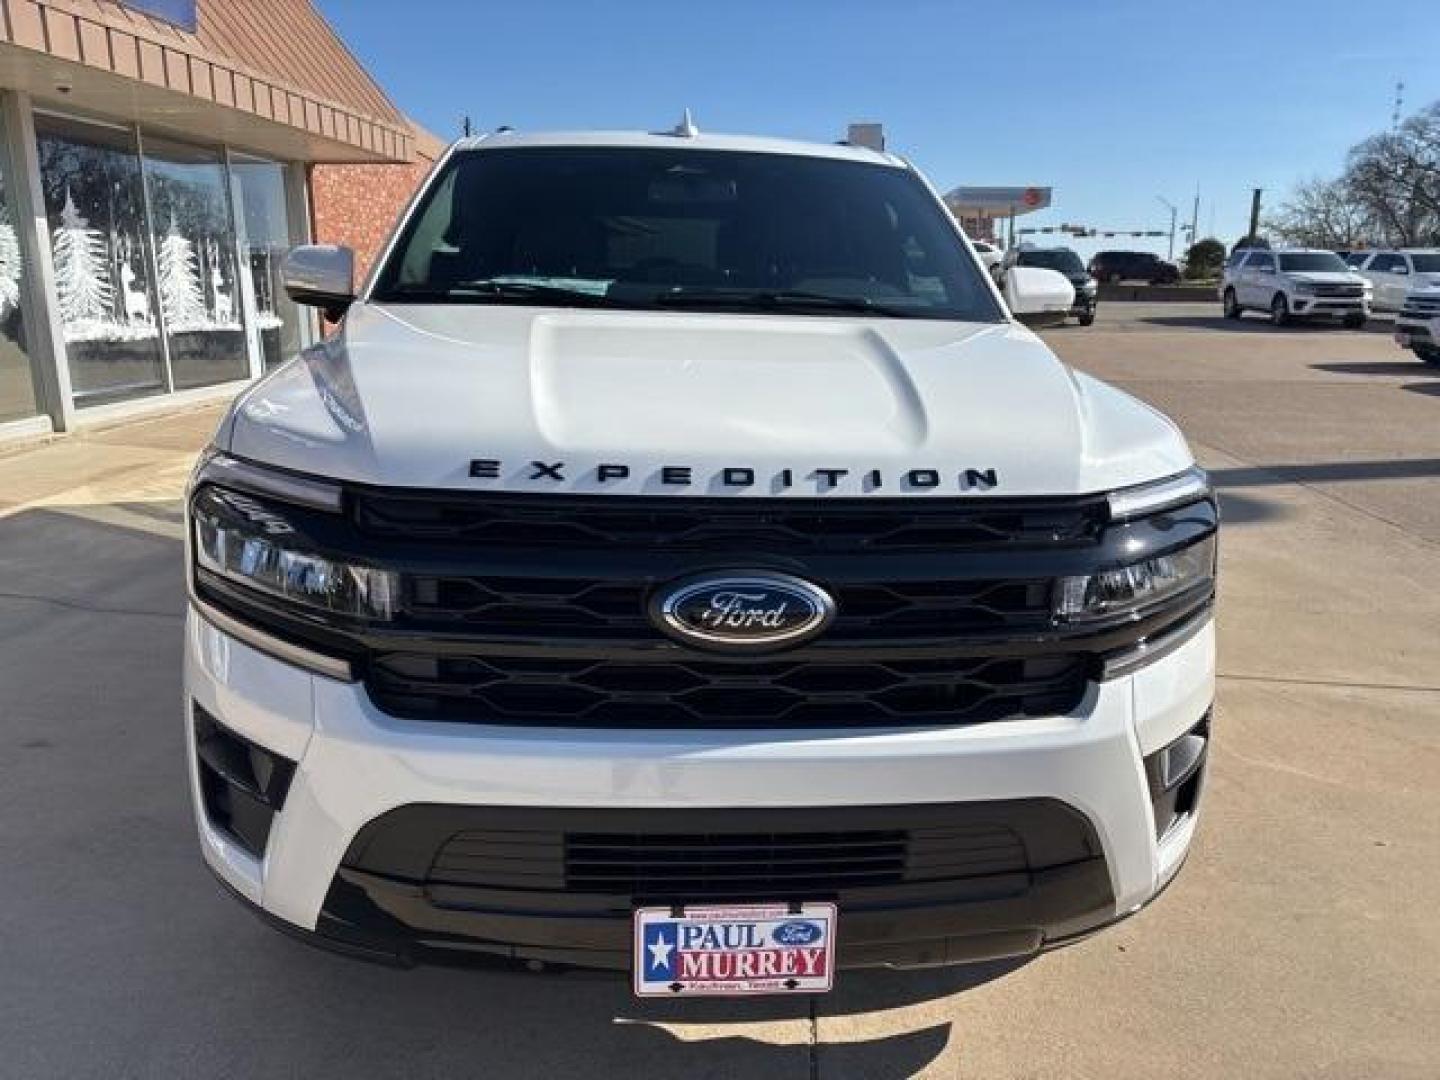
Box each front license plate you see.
[633,903,837,997]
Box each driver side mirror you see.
[1004,266,1075,327]
[1394,265,1410,275]
[283,245,356,321]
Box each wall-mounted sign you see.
[121,1,197,32]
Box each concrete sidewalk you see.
[0,405,226,529]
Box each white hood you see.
[1289,272,1368,285]
[223,303,1193,498]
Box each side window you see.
[1226,250,1247,269]
[1248,253,1274,272]
[1369,253,1402,273]
[1344,252,1368,267]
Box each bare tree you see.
[1344,103,1440,245]
[1268,177,1371,248]
[1273,100,1440,248]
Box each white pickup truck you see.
[183,125,1216,991]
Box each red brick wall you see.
[308,150,439,283]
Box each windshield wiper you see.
[386,279,619,307]
[654,288,921,317]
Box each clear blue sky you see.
[319,0,1440,259]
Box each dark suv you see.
[1088,250,1180,285]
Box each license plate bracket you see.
[633,902,837,997]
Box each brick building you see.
[0,0,442,444]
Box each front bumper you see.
[1289,295,1368,316]
[1394,317,1436,347]
[185,605,1214,971]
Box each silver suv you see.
[1221,248,1371,327]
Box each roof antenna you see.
[669,108,698,138]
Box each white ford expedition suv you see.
[184,127,1216,993]
[1222,247,1370,326]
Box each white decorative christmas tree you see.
[157,213,208,331]
[0,206,21,319]
[51,187,113,336]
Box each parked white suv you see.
[1394,283,1440,365]
[1352,249,1440,312]
[970,237,1003,273]
[1222,248,1370,327]
[184,127,1215,989]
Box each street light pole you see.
[1156,196,1178,260]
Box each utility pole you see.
[1190,184,1200,246]
[462,115,473,138]
[1248,188,1263,241]
[1156,196,1178,260]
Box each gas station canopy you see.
[944,187,1053,244]
[944,187,1053,217]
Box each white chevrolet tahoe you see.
[184,127,1216,993]
[1222,247,1370,326]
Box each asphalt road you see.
[1,303,1437,1078]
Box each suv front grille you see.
[1401,295,1440,317]
[365,651,1090,727]
[1311,283,1363,298]
[355,491,1108,553]
[399,575,1055,641]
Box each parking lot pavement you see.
[1,304,1437,1078]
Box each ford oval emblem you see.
[652,572,836,651]
[772,920,824,946]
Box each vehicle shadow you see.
[1311,361,1437,377]
[1140,314,1394,335]
[0,503,1019,1079]
[1403,381,1440,398]
[1209,458,1440,487]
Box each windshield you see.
[372,147,1004,321]
[1278,253,1349,273]
[1410,253,1440,272]
[1018,249,1085,275]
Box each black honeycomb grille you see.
[398,576,1054,641]
[354,491,1107,553]
[365,652,1089,727]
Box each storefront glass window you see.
[0,137,37,424]
[142,135,248,390]
[230,157,302,369]
[35,114,166,406]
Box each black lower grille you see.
[427,823,1029,899]
[365,652,1090,727]
[325,802,1113,968]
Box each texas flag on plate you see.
[633,902,837,997]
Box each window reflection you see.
[142,135,247,390]
[0,138,37,423]
[230,156,301,370]
[35,114,166,405]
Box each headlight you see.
[192,486,397,620]
[1057,534,1216,622]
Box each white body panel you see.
[225,304,1191,497]
[186,609,1215,932]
